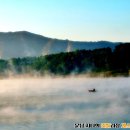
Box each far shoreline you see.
[0,72,129,80]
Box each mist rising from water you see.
[0,77,130,130]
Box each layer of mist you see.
[0,77,129,130]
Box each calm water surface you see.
[0,77,130,130]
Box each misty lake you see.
[0,77,130,130]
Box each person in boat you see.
[88,88,96,92]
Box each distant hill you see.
[0,31,122,59]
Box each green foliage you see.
[0,43,130,76]
[0,60,8,72]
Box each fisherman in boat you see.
[88,88,96,92]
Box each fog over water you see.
[0,77,130,130]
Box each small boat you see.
[88,88,96,92]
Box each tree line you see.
[0,43,130,77]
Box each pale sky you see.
[0,0,130,42]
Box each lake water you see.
[0,77,130,130]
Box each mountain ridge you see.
[0,31,124,59]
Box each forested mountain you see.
[0,43,130,77]
[0,31,120,59]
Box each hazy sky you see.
[0,0,130,42]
